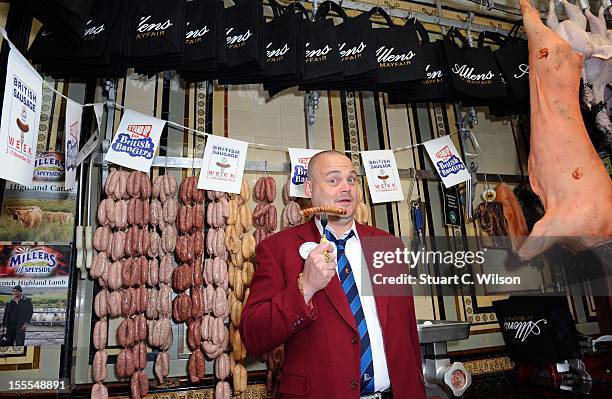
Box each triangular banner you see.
[288,148,324,198]
[197,135,249,193]
[360,150,404,203]
[423,135,470,188]
[104,109,166,172]
[0,46,44,186]
[64,99,83,189]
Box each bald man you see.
[241,151,425,399]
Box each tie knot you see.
[325,230,355,249]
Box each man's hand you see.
[301,242,337,303]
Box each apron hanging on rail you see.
[387,21,454,104]
[369,8,427,92]
[442,27,507,104]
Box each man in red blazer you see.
[241,151,425,399]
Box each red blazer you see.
[240,220,425,399]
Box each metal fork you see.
[320,212,328,240]
[320,212,333,261]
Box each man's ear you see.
[304,180,313,198]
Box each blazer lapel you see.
[324,276,358,332]
[298,219,357,332]
[356,223,389,330]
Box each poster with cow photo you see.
[0,151,76,243]
[0,244,70,347]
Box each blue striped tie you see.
[325,230,375,394]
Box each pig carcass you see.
[511,0,612,260]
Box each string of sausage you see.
[223,180,252,398]
[174,176,206,383]
[281,180,305,230]
[253,176,278,245]
[122,171,151,399]
[92,170,153,399]
[91,169,127,399]
[150,174,178,386]
[226,180,255,396]
[203,189,231,398]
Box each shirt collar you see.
[314,217,360,242]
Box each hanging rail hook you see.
[462,130,481,157]
[407,169,419,201]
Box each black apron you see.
[387,21,453,104]
[181,0,225,73]
[28,0,125,79]
[301,1,378,91]
[297,4,344,90]
[215,0,265,84]
[263,2,308,97]
[179,0,227,82]
[443,27,507,104]
[219,0,300,86]
[480,24,529,116]
[23,0,94,43]
[129,0,186,75]
[369,9,427,91]
[262,4,301,81]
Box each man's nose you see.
[339,179,351,192]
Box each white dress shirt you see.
[315,218,391,392]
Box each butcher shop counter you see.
[418,320,473,399]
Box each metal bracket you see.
[454,15,482,222]
[306,90,320,126]
[327,0,518,35]
[455,103,480,221]
[101,80,116,186]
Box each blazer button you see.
[352,336,358,345]
[350,380,358,389]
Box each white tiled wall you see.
[122,72,158,115]
[471,109,522,175]
[385,104,416,170]
[227,85,332,161]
